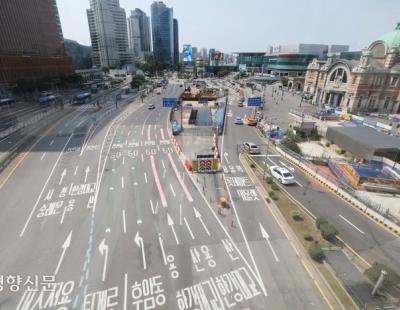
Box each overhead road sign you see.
[248,97,262,107]
[162,98,178,108]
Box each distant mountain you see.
[64,39,93,70]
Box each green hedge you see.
[308,243,324,262]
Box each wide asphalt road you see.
[0,82,329,309]
[222,81,400,275]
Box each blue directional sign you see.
[247,97,262,107]
[162,98,178,108]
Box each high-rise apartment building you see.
[127,9,151,59]
[173,19,179,65]
[0,0,73,84]
[87,0,132,68]
[151,1,174,64]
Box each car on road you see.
[234,117,243,125]
[238,102,244,107]
[269,166,295,185]
[148,103,155,109]
[243,142,261,154]
[246,118,257,126]
[180,84,183,87]
[239,97,245,103]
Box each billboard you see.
[209,51,224,66]
[183,45,192,62]
[239,64,247,72]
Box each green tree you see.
[136,54,168,77]
[320,223,338,241]
[308,243,324,262]
[131,75,146,89]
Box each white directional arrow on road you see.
[84,166,90,183]
[224,152,230,165]
[194,207,211,236]
[135,232,147,270]
[167,213,179,245]
[54,231,72,275]
[59,169,67,185]
[98,239,109,281]
[259,223,279,262]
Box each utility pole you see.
[371,270,387,296]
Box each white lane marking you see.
[295,180,303,187]
[141,154,144,163]
[144,172,148,183]
[339,214,365,235]
[150,155,168,207]
[161,159,166,169]
[60,207,67,224]
[169,183,176,197]
[158,234,168,265]
[122,156,125,165]
[150,200,155,215]
[20,134,73,237]
[224,152,230,164]
[40,152,46,161]
[122,210,127,233]
[155,201,159,214]
[127,130,131,137]
[121,176,125,189]
[54,231,72,275]
[267,157,277,165]
[49,139,54,146]
[260,223,279,263]
[74,166,78,175]
[184,218,195,239]
[280,161,295,172]
[124,274,128,310]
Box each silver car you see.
[243,142,260,154]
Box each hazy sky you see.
[57,0,400,52]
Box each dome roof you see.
[377,23,400,49]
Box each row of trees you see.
[12,74,83,94]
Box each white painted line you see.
[339,214,365,235]
[122,210,127,233]
[267,157,277,165]
[144,172,148,183]
[60,207,67,224]
[122,156,125,165]
[54,231,72,275]
[124,274,128,310]
[40,152,46,161]
[161,159,166,169]
[155,201,159,214]
[158,234,168,265]
[20,134,73,237]
[150,200,155,215]
[74,166,78,175]
[141,154,144,163]
[169,183,176,197]
[49,139,54,146]
[295,180,303,187]
[121,176,125,189]
[184,218,195,239]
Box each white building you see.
[87,0,132,68]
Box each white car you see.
[269,166,295,185]
[243,142,260,154]
[234,117,243,125]
[148,103,155,109]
